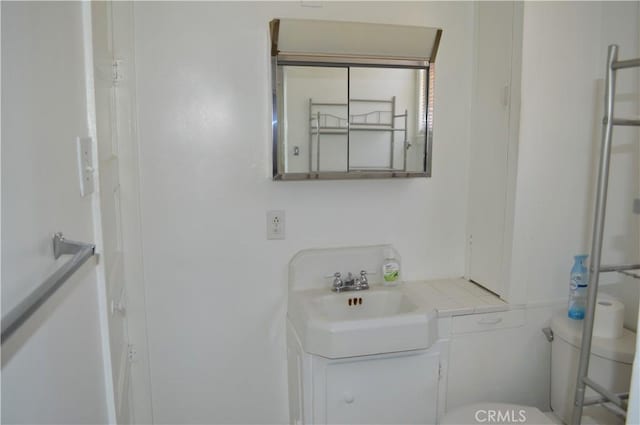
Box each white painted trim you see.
[116,335,131,416]
[637,0,640,269]
[81,2,117,423]
[463,2,479,282]
[501,2,524,305]
[0,1,3,296]
[112,2,155,422]
[629,8,640,423]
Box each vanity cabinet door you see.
[325,351,439,424]
[445,311,550,412]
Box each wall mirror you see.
[270,19,442,180]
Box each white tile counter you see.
[402,278,509,317]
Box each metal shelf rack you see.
[572,44,640,424]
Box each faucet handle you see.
[332,272,343,290]
[359,270,369,287]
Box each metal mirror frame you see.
[270,20,441,181]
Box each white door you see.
[1,2,115,423]
[467,1,518,296]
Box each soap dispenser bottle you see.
[382,248,400,286]
[568,254,589,320]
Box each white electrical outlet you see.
[267,210,285,240]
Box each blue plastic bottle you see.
[568,255,589,320]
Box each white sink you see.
[288,286,437,358]
[311,290,416,320]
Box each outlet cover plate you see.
[267,210,285,240]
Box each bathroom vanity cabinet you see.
[287,321,443,425]
[286,246,446,424]
[284,261,555,425]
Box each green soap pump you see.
[382,248,400,285]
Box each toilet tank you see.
[550,314,636,424]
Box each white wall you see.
[132,2,473,423]
[510,2,639,330]
[1,2,113,423]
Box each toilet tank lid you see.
[550,314,636,364]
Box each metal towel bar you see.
[1,232,96,344]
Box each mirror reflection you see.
[278,65,429,177]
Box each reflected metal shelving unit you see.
[308,96,409,172]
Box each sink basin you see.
[312,290,417,320]
[288,286,437,358]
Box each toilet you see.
[549,313,635,424]
[441,313,636,425]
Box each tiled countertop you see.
[402,278,509,317]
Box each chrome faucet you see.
[344,272,356,287]
[330,270,370,292]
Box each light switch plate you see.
[634,198,640,214]
[76,136,94,197]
